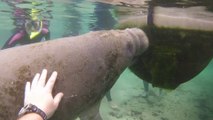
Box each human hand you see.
[24,69,64,119]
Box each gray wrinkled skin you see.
[0,28,148,120]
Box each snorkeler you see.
[142,80,162,97]
[2,17,50,49]
[105,91,118,109]
[141,80,149,97]
[2,1,51,49]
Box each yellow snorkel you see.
[27,7,43,39]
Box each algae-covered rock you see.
[130,26,213,89]
[117,18,213,89]
[115,0,213,89]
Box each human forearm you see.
[17,113,43,120]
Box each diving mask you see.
[25,20,43,39]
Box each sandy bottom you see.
[100,61,213,120]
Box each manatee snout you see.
[124,28,149,58]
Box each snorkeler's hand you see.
[24,69,64,119]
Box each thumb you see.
[53,92,64,108]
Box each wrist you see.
[17,113,43,120]
[18,104,47,120]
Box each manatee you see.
[0,28,149,120]
[116,4,213,89]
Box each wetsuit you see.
[2,27,50,49]
[2,0,51,49]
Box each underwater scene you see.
[0,0,213,120]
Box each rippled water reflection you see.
[0,0,117,47]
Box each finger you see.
[24,82,30,105]
[38,69,47,87]
[31,73,40,90]
[53,92,64,108]
[45,71,58,92]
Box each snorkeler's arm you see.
[45,31,50,40]
[2,30,25,49]
[41,28,50,41]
